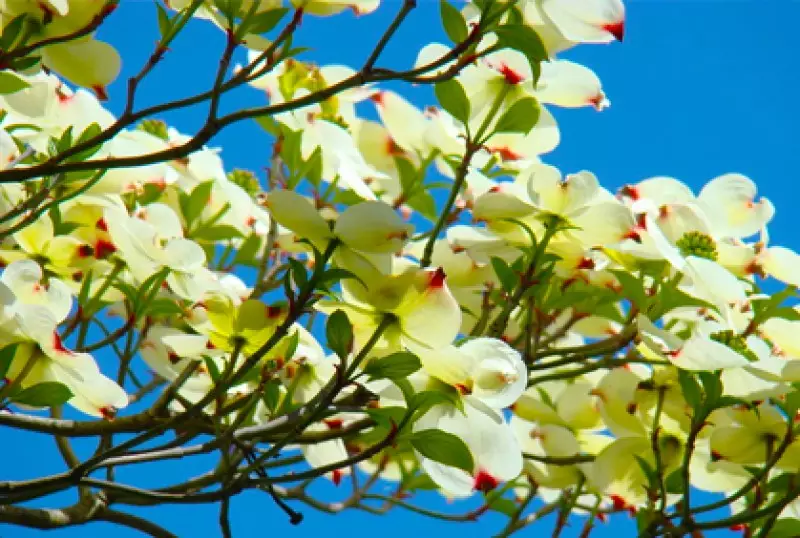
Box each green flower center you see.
[676,231,718,261]
[710,330,758,362]
[227,169,261,197]
[137,119,169,141]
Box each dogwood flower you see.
[416,337,527,409]
[318,267,462,353]
[414,399,523,497]
[0,270,126,418]
[104,205,219,301]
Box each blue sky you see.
[4,1,800,536]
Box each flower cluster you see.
[1,0,799,534]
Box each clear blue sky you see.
[4,1,800,536]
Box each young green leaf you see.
[12,382,73,407]
[156,2,172,38]
[261,378,283,413]
[490,256,519,293]
[409,429,475,474]
[183,181,214,226]
[493,97,540,135]
[248,8,288,34]
[233,233,263,267]
[0,344,18,381]
[434,79,471,125]
[0,72,31,95]
[409,389,459,419]
[363,352,422,381]
[677,370,702,412]
[493,24,548,81]
[440,0,468,43]
[194,224,243,242]
[326,309,353,359]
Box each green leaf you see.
[363,352,422,381]
[12,382,73,407]
[214,0,243,21]
[67,122,104,162]
[0,343,18,380]
[409,429,474,474]
[405,190,438,222]
[487,497,518,518]
[287,257,308,288]
[204,356,222,382]
[714,396,752,411]
[293,146,323,187]
[194,224,243,242]
[656,285,717,318]
[784,386,800,418]
[145,297,184,317]
[493,97,540,135]
[134,267,171,314]
[766,472,796,494]
[156,2,172,38]
[261,378,283,413]
[182,181,214,226]
[318,268,364,290]
[248,8,288,34]
[395,156,419,195]
[635,509,657,534]
[403,473,439,491]
[609,269,648,310]
[698,372,722,408]
[233,233,263,267]
[409,389,457,418]
[490,256,518,293]
[634,455,657,489]
[768,519,800,538]
[284,330,300,361]
[493,24,547,81]
[9,55,40,72]
[366,406,407,429]
[770,306,800,322]
[0,71,31,95]
[434,79,471,124]
[664,469,685,494]
[359,406,406,445]
[440,0,468,43]
[0,14,28,49]
[677,370,702,412]
[112,281,138,305]
[326,309,353,359]
[55,126,74,154]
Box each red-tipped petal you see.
[498,63,524,85]
[370,91,385,106]
[77,244,94,258]
[94,239,116,259]
[602,21,625,42]
[428,267,447,289]
[324,419,344,430]
[332,469,343,486]
[52,332,73,355]
[92,85,109,101]
[473,470,499,493]
[610,495,627,511]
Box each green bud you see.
[137,119,169,141]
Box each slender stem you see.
[363,0,417,71]
[419,143,479,267]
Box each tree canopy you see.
[1,1,799,537]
